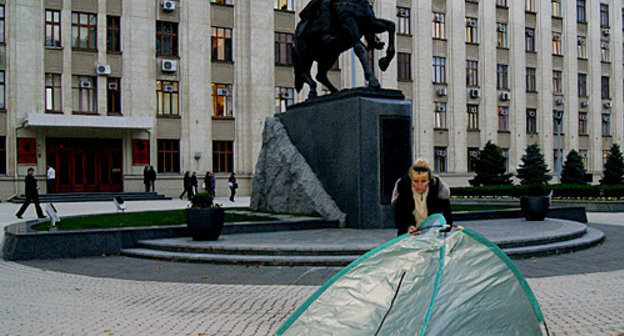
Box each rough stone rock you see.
[250,117,346,226]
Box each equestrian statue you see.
[294,0,396,99]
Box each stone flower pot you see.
[185,207,225,241]
[520,196,550,221]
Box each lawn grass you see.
[451,204,517,212]
[32,210,278,231]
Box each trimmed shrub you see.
[469,141,513,186]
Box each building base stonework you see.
[250,117,346,225]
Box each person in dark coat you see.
[143,166,150,192]
[190,171,198,198]
[203,171,213,193]
[228,172,238,202]
[180,171,191,200]
[210,172,216,197]
[15,167,46,219]
[148,166,157,192]
[392,159,452,236]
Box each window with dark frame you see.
[0,71,5,110]
[212,83,233,117]
[0,136,5,174]
[157,139,180,173]
[553,70,563,94]
[497,64,509,90]
[156,21,178,57]
[601,41,610,62]
[526,0,536,12]
[465,17,478,44]
[397,7,410,35]
[577,36,587,59]
[432,12,446,39]
[45,73,62,113]
[107,16,121,52]
[433,56,446,84]
[525,28,536,52]
[552,32,562,55]
[552,0,561,17]
[600,4,609,27]
[497,23,508,48]
[498,107,509,131]
[0,6,5,44]
[45,10,61,47]
[601,76,610,99]
[579,112,588,135]
[467,148,479,173]
[397,53,411,81]
[72,12,97,50]
[275,32,294,66]
[466,60,478,87]
[435,103,447,129]
[107,78,121,115]
[434,147,447,173]
[496,0,508,8]
[602,113,611,136]
[579,149,588,169]
[275,87,294,114]
[72,76,97,114]
[156,80,179,116]
[526,67,536,92]
[467,105,479,131]
[211,0,233,4]
[213,141,234,173]
[526,109,537,134]
[553,110,563,134]
[578,73,587,96]
[577,0,586,23]
[212,27,233,61]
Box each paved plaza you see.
[0,199,623,335]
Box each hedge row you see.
[451,184,624,198]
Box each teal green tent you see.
[276,214,546,336]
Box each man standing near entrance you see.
[46,165,56,193]
[16,168,46,219]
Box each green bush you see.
[451,184,624,198]
[190,192,215,208]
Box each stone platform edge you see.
[1,217,338,261]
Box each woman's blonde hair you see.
[408,158,432,180]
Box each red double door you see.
[46,138,123,193]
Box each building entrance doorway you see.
[46,138,123,193]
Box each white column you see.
[480,0,497,144]
[448,0,467,173]
[508,0,527,172]
[412,0,433,161]
[537,0,554,174]
[563,0,579,151]
[587,0,603,174]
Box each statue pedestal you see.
[278,88,412,229]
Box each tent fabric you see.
[276,214,544,336]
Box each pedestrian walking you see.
[143,166,150,192]
[148,166,157,192]
[190,171,198,198]
[180,171,191,199]
[392,158,453,236]
[228,172,238,202]
[203,171,212,193]
[210,172,216,197]
[15,167,46,219]
[46,165,56,193]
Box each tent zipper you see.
[374,271,407,336]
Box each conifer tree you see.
[469,141,513,186]
[516,144,552,185]
[601,144,624,185]
[560,150,587,185]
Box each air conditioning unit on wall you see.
[500,92,511,101]
[469,88,481,98]
[604,100,612,108]
[96,64,111,75]
[162,0,176,11]
[436,103,446,112]
[437,87,448,96]
[580,100,589,108]
[161,59,177,72]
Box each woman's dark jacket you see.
[392,174,453,235]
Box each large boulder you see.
[250,117,346,226]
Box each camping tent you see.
[276,214,546,336]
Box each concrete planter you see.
[520,196,550,221]
[185,208,225,241]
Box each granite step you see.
[11,192,170,203]
[503,227,606,258]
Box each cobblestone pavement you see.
[1,204,623,335]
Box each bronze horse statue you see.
[294,0,396,99]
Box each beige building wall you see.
[1,0,624,200]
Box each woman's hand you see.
[407,226,421,236]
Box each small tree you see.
[469,141,513,186]
[560,150,587,185]
[601,144,624,185]
[516,144,552,185]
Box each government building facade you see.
[0,0,621,200]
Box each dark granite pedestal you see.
[278,88,412,229]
